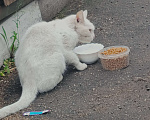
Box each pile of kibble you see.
[100,55,129,70]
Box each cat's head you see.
[75,10,95,43]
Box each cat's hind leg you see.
[38,74,63,93]
[64,51,87,71]
[37,53,65,93]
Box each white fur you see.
[0,10,95,119]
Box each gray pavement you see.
[1,0,150,119]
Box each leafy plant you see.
[0,59,14,77]
[10,30,18,58]
[0,12,24,77]
[0,26,9,52]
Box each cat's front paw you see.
[76,63,87,71]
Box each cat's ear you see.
[76,10,84,23]
[83,10,88,18]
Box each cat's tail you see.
[0,82,38,119]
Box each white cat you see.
[0,10,95,118]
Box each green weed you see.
[0,58,15,77]
[0,12,24,77]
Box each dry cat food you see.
[98,46,130,70]
[101,47,127,55]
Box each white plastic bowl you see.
[73,43,104,64]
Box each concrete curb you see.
[38,0,70,21]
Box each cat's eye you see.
[89,29,92,32]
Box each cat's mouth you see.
[79,36,93,43]
[79,41,91,44]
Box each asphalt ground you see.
[1,0,150,119]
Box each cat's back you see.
[15,20,62,64]
[16,17,76,61]
[18,20,62,50]
[20,19,70,45]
